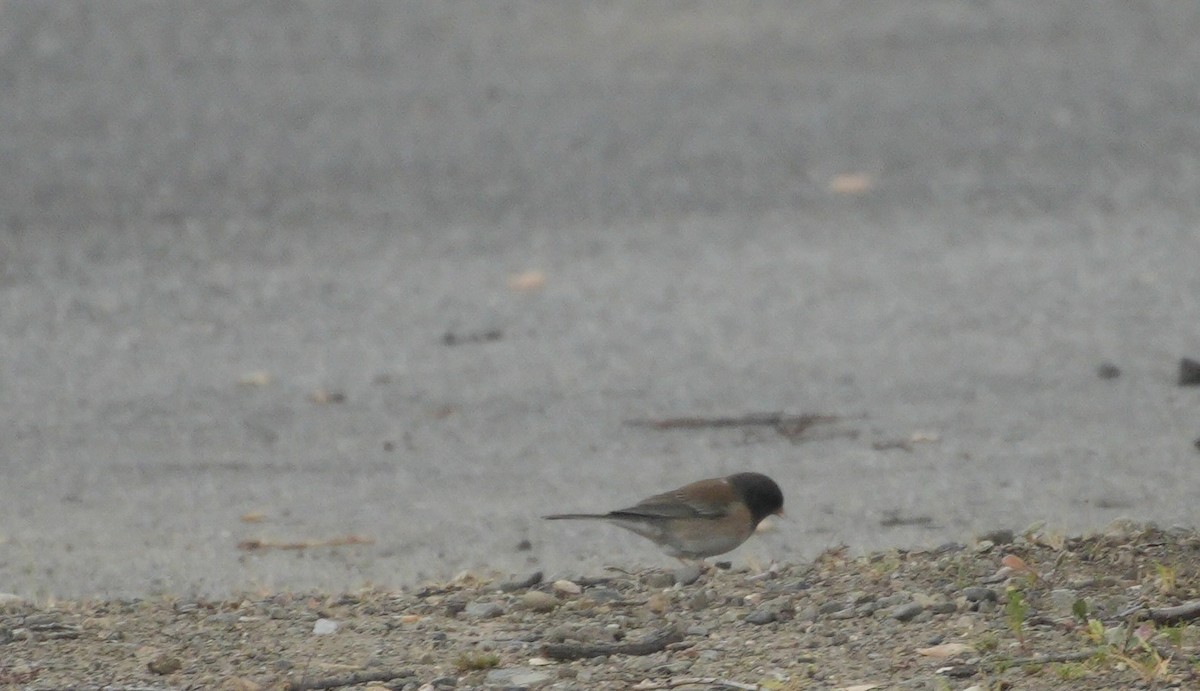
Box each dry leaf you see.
[239,511,268,523]
[1001,554,1031,573]
[829,173,874,195]
[508,270,546,292]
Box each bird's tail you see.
[542,513,610,520]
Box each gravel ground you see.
[5,522,1200,690]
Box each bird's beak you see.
[775,509,786,519]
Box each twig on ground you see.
[285,669,414,690]
[633,677,768,690]
[1143,600,1200,625]
[940,650,1097,678]
[624,413,844,443]
[543,628,685,661]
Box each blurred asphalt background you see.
[2,2,1199,598]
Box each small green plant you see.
[455,652,500,671]
[975,631,1000,653]
[1071,598,1090,623]
[1053,661,1090,680]
[1005,586,1029,650]
[1154,562,1177,595]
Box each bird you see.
[543,472,783,560]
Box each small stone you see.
[429,676,457,689]
[517,591,559,613]
[207,612,242,625]
[685,591,710,611]
[962,587,997,603]
[978,529,1014,545]
[584,588,623,603]
[673,563,704,586]
[891,603,924,622]
[1048,589,1080,615]
[685,625,710,637]
[643,572,676,589]
[646,593,671,614]
[464,602,505,620]
[552,579,582,595]
[484,667,553,686]
[312,619,338,635]
[819,601,848,615]
[794,605,820,622]
[928,602,958,615]
[499,571,543,592]
[745,608,777,625]
[1096,362,1121,379]
[147,654,182,675]
[1179,358,1200,386]
[0,593,27,610]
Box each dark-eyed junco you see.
[543,472,784,560]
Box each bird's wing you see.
[610,487,730,521]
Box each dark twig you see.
[285,669,414,690]
[633,677,768,690]
[625,413,843,443]
[626,412,833,430]
[543,628,685,661]
[1122,600,1200,625]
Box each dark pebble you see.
[1180,358,1200,386]
[499,571,543,592]
[745,608,778,625]
[891,603,924,621]
[978,529,1014,545]
[1096,362,1121,379]
[962,587,998,603]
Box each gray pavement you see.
[2,2,1199,599]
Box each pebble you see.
[0,593,26,611]
[673,563,704,586]
[890,603,924,622]
[745,608,777,625]
[147,654,182,675]
[517,591,559,613]
[585,588,624,603]
[978,529,1014,545]
[464,602,505,620]
[499,572,543,592]
[552,579,582,596]
[685,591,710,611]
[962,587,997,603]
[484,667,553,687]
[686,625,710,637]
[646,593,671,614]
[643,572,675,589]
[1048,589,1080,615]
[312,619,338,635]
